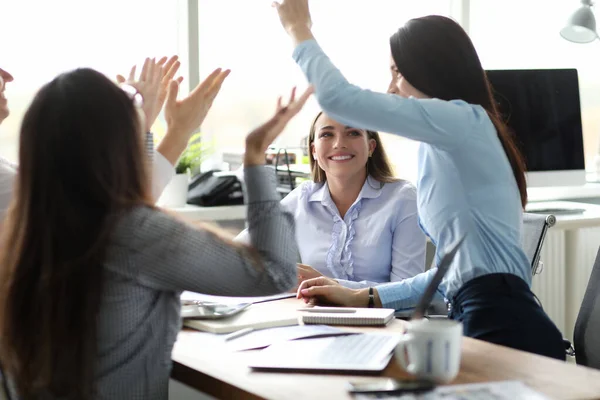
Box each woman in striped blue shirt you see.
[274,0,565,359]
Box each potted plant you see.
[159,132,214,207]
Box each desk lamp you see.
[561,0,598,43]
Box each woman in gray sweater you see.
[0,59,312,399]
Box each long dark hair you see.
[0,68,153,399]
[390,15,527,207]
[308,111,397,184]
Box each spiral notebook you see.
[300,308,395,326]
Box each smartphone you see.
[347,378,435,395]
[180,302,251,319]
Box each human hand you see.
[296,277,368,307]
[117,57,162,132]
[118,56,185,131]
[164,68,230,141]
[244,86,313,166]
[272,0,313,39]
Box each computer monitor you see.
[486,68,586,187]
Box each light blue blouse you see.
[293,40,531,310]
[280,177,426,289]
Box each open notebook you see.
[300,307,395,326]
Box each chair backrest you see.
[573,245,600,369]
[521,213,556,275]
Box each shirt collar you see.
[308,176,384,204]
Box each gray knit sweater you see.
[2,166,297,400]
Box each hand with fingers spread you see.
[297,276,371,307]
[164,68,230,140]
[272,0,314,45]
[118,55,184,131]
[245,86,314,166]
[116,58,161,132]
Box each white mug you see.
[394,319,463,383]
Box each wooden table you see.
[171,298,600,400]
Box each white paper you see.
[226,324,347,351]
[180,291,295,304]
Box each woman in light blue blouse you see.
[275,1,565,359]
[238,112,426,289]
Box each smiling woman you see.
[237,111,427,290]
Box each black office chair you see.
[571,245,600,369]
[418,213,556,320]
[521,213,556,276]
[521,213,574,355]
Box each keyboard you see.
[249,333,402,372]
[314,334,394,365]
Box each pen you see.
[223,327,254,342]
[297,308,357,313]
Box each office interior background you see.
[2,0,600,184]
[3,1,600,398]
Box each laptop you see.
[395,235,466,319]
[248,235,466,373]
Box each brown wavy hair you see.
[0,68,153,399]
[390,15,527,207]
[308,111,397,184]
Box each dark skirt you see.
[449,273,565,361]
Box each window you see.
[197,0,453,182]
[469,0,600,171]
[0,0,181,161]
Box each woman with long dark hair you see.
[274,0,565,360]
[0,62,312,398]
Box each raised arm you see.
[274,0,484,151]
[118,57,229,200]
[110,86,314,295]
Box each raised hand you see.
[272,0,312,35]
[164,68,230,140]
[116,58,161,132]
[118,56,184,131]
[244,86,314,166]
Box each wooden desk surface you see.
[171,298,600,400]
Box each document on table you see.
[180,291,295,304]
[225,324,349,351]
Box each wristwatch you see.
[368,287,375,308]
